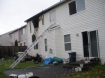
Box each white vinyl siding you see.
[27,0,105,64]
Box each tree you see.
[15,40,18,46]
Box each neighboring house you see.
[9,25,27,46]
[0,32,11,46]
[25,0,105,64]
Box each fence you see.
[0,46,27,59]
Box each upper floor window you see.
[69,0,85,15]
[104,0,105,9]
[21,28,25,35]
[30,22,31,33]
[64,34,71,51]
[10,34,12,39]
[49,10,56,23]
[42,15,44,25]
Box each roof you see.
[0,31,12,37]
[9,25,27,34]
[25,0,70,22]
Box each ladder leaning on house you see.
[9,23,60,69]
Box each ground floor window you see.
[64,34,71,51]
[20,43,22,46]
[34,43,38,49]
[44,39,47,51]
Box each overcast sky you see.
[0,0,60,35]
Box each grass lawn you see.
[0,58,42,78]
[0,58,105,78]
[66,64,105,78]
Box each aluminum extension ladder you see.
[9,23,60,69]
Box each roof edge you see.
[25,0,69,22]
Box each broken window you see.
[32,34,36,42]
[32,19,39,28]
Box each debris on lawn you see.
[43,56,63,65]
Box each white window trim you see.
[64,34,71,51]
[69,0,86,15]
[49,10,56,23]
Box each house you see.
[0,32,11,46]
[25,0,105,64]
[9,25,27,46]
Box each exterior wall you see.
[0,32,10,46]
[27,0,105,64]
[26,21,39,56]
[10,30,20,46]
[19,27,27,46]
[10,26,27,46]
[56,0,105,63]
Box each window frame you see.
[24,42,26,46]
[42,15,44,25]
[30,21,31,33]
[69,0,85,15]
[49,10,56,23]
[64,34,71,51]
[21,28,25,35]
[34,43,38,50]
[20,43,22,46]
[44,39,47,51]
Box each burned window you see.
[32,19,39,28]
[32,34,36,42]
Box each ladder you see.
[9,23,60,69]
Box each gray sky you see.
[0,0,60,35]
